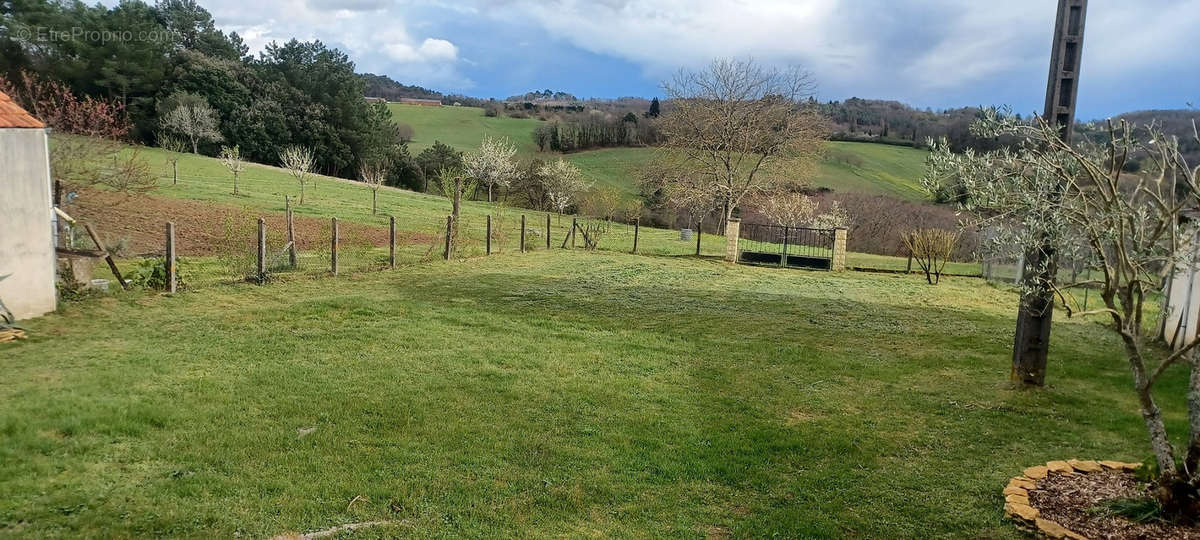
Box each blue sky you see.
[196,0,1200,119]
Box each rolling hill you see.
[387,104,931,201]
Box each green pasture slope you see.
[387,103,931,201]
[98,141,962,280]
[387,103,542,155]
[2,250,1174,537]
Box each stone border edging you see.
[1003,459,1142,540]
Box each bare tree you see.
[926,110,1200,519]
[160,98,222,154]
[580,186,623,222]
[279,145,316,204]
[158,132,186,186]
[901,229,958,285]
[463,136,519,203]
[664,172,720,230]
[359,160,389,215]
[219,145,244,196]
[538,159,591,220]
[651,58,827,231]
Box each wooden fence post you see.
[84,223,129,290]
[633,218,640,253]
[486,215,492,255]
[520,215,526,253]
[331,217,339,276]
[571,218,577,249]
[285,196,297,268]
[165,221,176,293]
[257,217,266,281]
[545,214,551,249]
[696,226,702,257]
[444,215,453,260]
[389,215,396,269]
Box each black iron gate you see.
[738,223,835,270]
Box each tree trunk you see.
[488,183,493,203]
[372,189,378,215]
[1186,352,1200,478]
[1126,339,1178,475]
[300,181,305,205]
[233,173,239,195]
[191,138,198,154]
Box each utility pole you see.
[1011,0,1087,386]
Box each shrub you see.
[901,229,959,284]
[126,257,187,290]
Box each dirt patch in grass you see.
[1029,470,1200,539]
[65,188,436,256]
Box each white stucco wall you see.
[0,127,56,320]
[1162,234,1200,350]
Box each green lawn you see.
[382,105,931,201]
[387,104,542,155]
[1,251,1181,537]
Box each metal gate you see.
[738,223,835,270]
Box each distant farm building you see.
[364,97,387,104]
[396,98,442,107]
[0,91,56,320]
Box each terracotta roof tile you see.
[0,91,45,129]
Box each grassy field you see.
[386,104,931,201]
[1,250,1179,537]
[387,103,542,155]
[91,142,939,277]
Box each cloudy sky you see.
[195,0,1198,119]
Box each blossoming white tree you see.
[538,159,591,220]
[463,136,519,203]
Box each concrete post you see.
[724,218,740,262]
[832,227,848,272]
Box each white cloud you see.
[199,0,471,89]
[462,0,1200,108]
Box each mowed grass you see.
[0,251,1183,537]
[383,105,931,200]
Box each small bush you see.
[126,257,188,290]
[902,228,959,285]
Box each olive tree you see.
[925,109,1200,519]
[650,58,826,231]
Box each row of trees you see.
[2,0,403,180]
[532,114,664,152]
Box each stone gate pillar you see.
[725,218,741,262]
[833,227,848,271]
